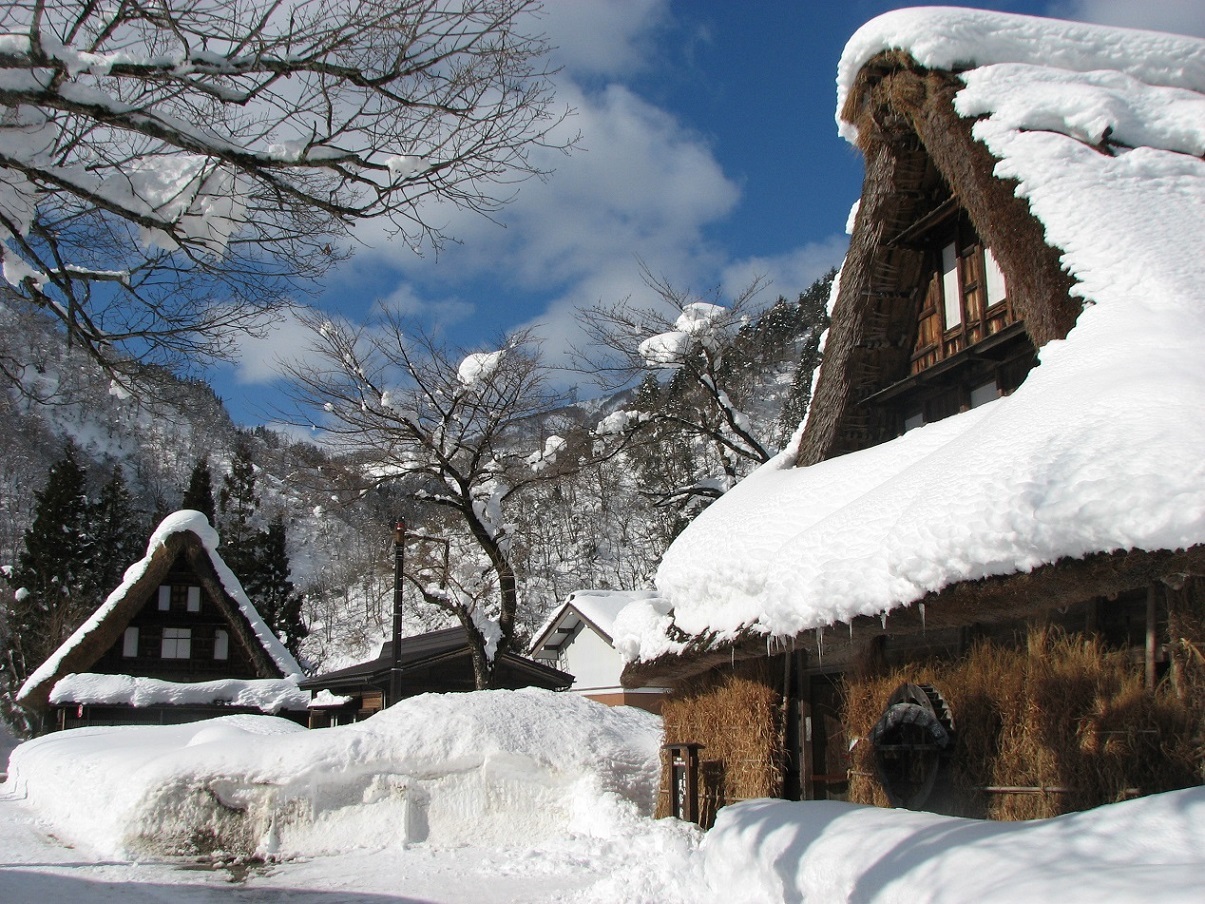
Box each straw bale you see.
[1166,576,1205,780]
[843,627,1200,820]
[658,659,783,827]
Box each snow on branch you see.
[0,0,567,386]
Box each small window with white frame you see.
[122,626,139,657]
[214,628,229,661]
[158,585,171,611]
[187,586,201,613]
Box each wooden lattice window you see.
[912,217,1015,375]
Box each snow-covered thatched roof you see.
[18,510,303,710]
[616,8,1205,668]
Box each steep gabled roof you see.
[18,510,303,710]
[616,9,1205,671]
[529,590,664,657]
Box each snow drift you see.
[691,790,1205,904]
[2,689,662,861]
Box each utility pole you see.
[390,519,405,705]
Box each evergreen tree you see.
[244,515,308,657]
[219,440,260,580]
[181,457,217,524]
[88,465,145,596]
[776,269,836,443]
[215,441,307,655]
[5,442,94,688]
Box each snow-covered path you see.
[0,793,617,904]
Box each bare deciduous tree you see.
[577,266,775,503]
[0,0,567,389]
[284,312,576,688]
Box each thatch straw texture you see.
[844,627,1202,820]
[657,659,783,828]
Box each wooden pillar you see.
[1145,583,1158,691]
[665,742,704,825]
[800,671,815,802]
[391,520,406,707]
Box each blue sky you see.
[212,0,1205,427]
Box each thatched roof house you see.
[18,510,306,730]
[614,9,1205,825]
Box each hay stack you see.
[658,659,782,827]
[843,627,1201,819]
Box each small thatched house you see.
[616,8,1205,827]
[300,627,572,727]
[18,510,307,731]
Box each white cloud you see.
[539,0,670,77]
[357,77,741,290]
[720,235,849,303]
[291,0,806,398]
[1048,0,1205,37]
[378,283,475,334]
[226,306,314,385]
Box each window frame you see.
[161,626,192,659]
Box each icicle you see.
[880,611,888,630]
[815,626,824,666]
[919,602,926,633]
[849,621,854,642]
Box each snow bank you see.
[689,790,1205,904]
[617,9,1205,659]
[3,689,662,861]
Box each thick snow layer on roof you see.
[18,510,302,699]
[835,7,1205,142]
[615,10,1205,660]
[3,689,662,861]
[49,673,309,713]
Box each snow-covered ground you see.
[3,691,1203,903]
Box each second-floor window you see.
[156,584,203,613]
[913,216,1014,375]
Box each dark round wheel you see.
[870,683,955,809]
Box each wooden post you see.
[1145,583,1158,691]
[800,689,815,801]
[665,742,704,825]
[391,520,406,706]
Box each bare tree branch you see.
[280,309,581,687]
[0,0,570,390]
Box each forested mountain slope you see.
[1,271,833,727]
